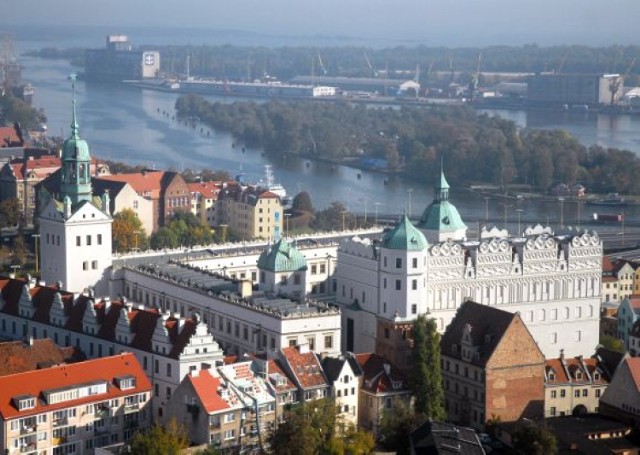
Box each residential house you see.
[617,296,640,349]
[544,350,610,417]
[216,184,283,241]
[602,256,618,303]
[278,345,330,403]
[96,170,191,231]
[546,415,640,455]
[93,178,154,235]
[614,260,636,302]
[250,355,298,427]
[188,181,221,227]
[0,352,152,454]
[217,361,276,450]
[353,353,411,435]
[410,420,486,455]
[441,301,545,430]
[600,357,640,428]
[321,354,362,426]
[165,368,245,450]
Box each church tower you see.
[417,165,467,243]
[39,75,113,295]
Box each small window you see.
[86,235,92,246]
[76,236,81,246]
[396,258,402,269]
[97,234,102,245]
[92,260,98,270]
[411,304,417,314]
[83,261,88,271]
[395,280,401,291]
[412,257,418,268]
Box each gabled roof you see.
[188,181,222,200]
[218,361,273,405]
[602,256,615,275]
[545,356,609,385]
[188,369,232,414]
[410,420,485,455]
[0,339,84,376]
[0,353,151,419]
[382,215,428,251]
[97,170,166,199]
[257,238,307,272]
[440,301,518,367]
[354,353,407,394]
[266,358,297,393]
[0,125,22,147]
[624,357,640,391]
[281,346,328,389]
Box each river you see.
[12,30,640,229]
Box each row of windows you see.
[382,257,422,269]
[549,388,601,398]
[76,234,103,247]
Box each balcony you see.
[125,420,139,430]
[95,408,110,419]
[209,420,221,430]
[19,443,37,454]
[52,436,67,446]
[124,403,140,413]
[52,417,68,427]
[19,425,37,435]
[94,425,109,434]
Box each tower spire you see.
[69,73,79,138]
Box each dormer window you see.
[594,372,600,380]
[116,375,136,390]
[451,344,458,353]
[13,395,36,411]
[576,371,582,380]
[548,371,556,381]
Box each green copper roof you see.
[382,215,428,250]
[62,74,91,162]
[418,201,467,232]
[257,238,307,272]
[438,169,450,190]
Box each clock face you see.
[442,216,450,225]
[144,53,155,66]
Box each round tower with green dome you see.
[417,165,467,243]
[59,73,93,206]
[257,238,308,297]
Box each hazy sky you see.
[3,0,640,47]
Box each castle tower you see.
[417,165,467,243]
[39,74,113,294]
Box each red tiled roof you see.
[0,352,151,419]
[354,353,407,394]
[0,339,83,376]
[97,171,166,199]
[259,191,280,199]
[266,359,296,392]
[188,369,231,414]
[545,356,609,385]
[602,276,617,283]
[0,126,22,147]
[188,181,222,200]
[7,156,61,180]
[624,357,640,391]
[281,346,327,389]
[602,256,615,274]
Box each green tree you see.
[11,234,28,266]
[511,422,557,455]
[0,198,21,227]
[129,419,189,455]
[268,399,374,455]
[410,315,445,420]
[599,335,625,353]
[379,401,425,455]
[311,201,356,232]
[150,227,179,250]
[292,191,314,213]
[112,209,147,253]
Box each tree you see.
[112,209,147,253]
[0,198,21,228]
[599,335,625,353]
[11,234,28,266]
[292,191,314,213]
[511,422,557,455]
[311,201,356,232]
[150,227,179,250]
[268,399,374,455]
[379,401,425,455]
[129,419,189,455]
[410,315,445,420]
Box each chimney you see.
[101,190,111,215]
[238,279,253,299]
[28,336,34,346]
[104,297,111,312]
[9,272,15,279]
[383,363,391,376]
[298,343,310,354]
[191,369,200,378]
[559,349,565,362]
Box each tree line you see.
[176,95,640,194]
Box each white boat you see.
[260,165,291,205]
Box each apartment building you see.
[600,357,640,428]
[321,355,361,427]
[0,353,151,454]
[544,351,610,417]
[277,345,330,403]
[216,185,283,241]
[0,276,224,420]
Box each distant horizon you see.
[2,1,640,49]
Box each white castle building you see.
[337,169,602,367]
[39,75,113,295]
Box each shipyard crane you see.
[468,52,482,102]
[610,56,637,105]
[556,48,571,74]
[364,53,378,78]
[317,53,328,75]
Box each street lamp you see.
[558,197,565,228]
[341,211,348,232]
[374,202,381,226]
[407,188,414,219]
[516,209,524,236]
[284,213,291,238]
[32,234,40,275]
[483,197,490,224]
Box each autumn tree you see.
[112,209,147,253]
[129,419,189,455]
[311,201,357,232]
[292,191,314,213]
[0,198,21,227]
[410,315,445,420]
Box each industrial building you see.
[527,73,623,107]
[85,35,160,82]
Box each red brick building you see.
[441,301,545,430]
